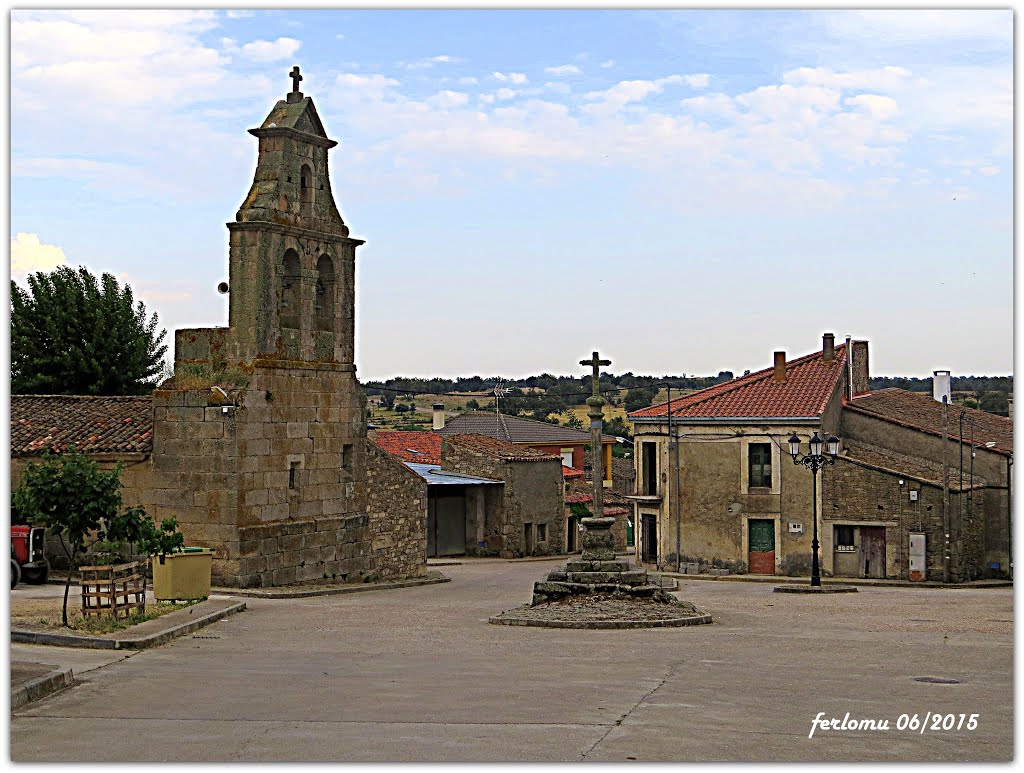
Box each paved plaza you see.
[10,559,1013,762]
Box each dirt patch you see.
[11,592,199,636]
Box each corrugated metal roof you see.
[405,462,504,487]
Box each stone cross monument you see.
[578,351,615,562]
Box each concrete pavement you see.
[11,559,1013,761]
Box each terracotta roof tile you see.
[562,465,584,479]
[444,433,560,462]
[372,431,441,464]
[11,395,154,456]
[847,389,1013,456]
[629,344,847,420]
[564,493,592,504]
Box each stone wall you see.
[441,441,564,558]
[365,443,427,579]
[822,457,990,581]
[234,513,372,588]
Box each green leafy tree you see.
[624,386,658,413]
[565,413,584,430]
[465,399,480,411]
[979,391,1009,415]
[11,266,168,395]
[12,449,181,626]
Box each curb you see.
[11,600,246,650]
[211,574,450,599]
[11,667,74,710]
[663,573,1013,589]
[488,612,713,629]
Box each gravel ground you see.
[492,593,705,623]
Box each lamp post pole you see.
[789,432,840,588]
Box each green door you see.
[748,519,776,575]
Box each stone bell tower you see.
[152,68,400,588]
[228,65,360,364]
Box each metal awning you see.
[405,463,504,487]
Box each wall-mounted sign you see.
[788,522,804,534]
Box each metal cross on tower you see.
[579,351,611,518]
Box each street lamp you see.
[788,431,840,587]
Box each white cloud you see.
[544,64,581,77]
[845,94,899,121]
[600,60,615,69]
[427,90,469,109]
[978,166,1000,176]
[239,37,302,63]
[458,76,478,85]
[404,54,462,70]
[823,10,1011,44]
[495,88,516,101]
[583,74,708,117]
[784,66,912,92]
[11,233,69,281]
[545,81,571,94]
[493,72,528,85]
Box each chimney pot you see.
[822,332,836,362]
[932,371,952,404]
[773,351,787,383]
[432,403,446,431]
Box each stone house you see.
[370,431,565,558]
[436,409,617,487]
[626,334,1012,581]
[10,73,426,588]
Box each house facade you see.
[370,430,565,558]
[627,334,1011,581]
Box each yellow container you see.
[151,549,214,600]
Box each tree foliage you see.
[12,449,182,626]
[11,266,168,395]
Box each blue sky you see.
[10,9,1013,381]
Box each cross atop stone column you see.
[578,351,613,559]
[287,66,303,103]
[580,351,611,400]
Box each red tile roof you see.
[564,493,592,504]
[562,465,584,479]
[11,395,154,456]
[603,506,630,516]
[444,433,559,462]
[629,345,847,420]
[846,389,1013,456]
[372,431,441,464]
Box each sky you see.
[9,8,1014,382]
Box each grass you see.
[20,599,203,635]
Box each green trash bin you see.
[151,548,215,601]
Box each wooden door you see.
[566,516,577,553]
[748,519,776,575]
[523,523,535,556]
[435,494,466,557]
[860,526,886,578]
[641,515,658,563]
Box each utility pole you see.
[942,396,951,583]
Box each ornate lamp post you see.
[788,431,840,587]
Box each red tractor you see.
[11,525,49,588]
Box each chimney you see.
[933,370,952,403]
[851,340,870,395]
[432,403,446,431]
[773,351,787,383]
[822,332,836,363]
